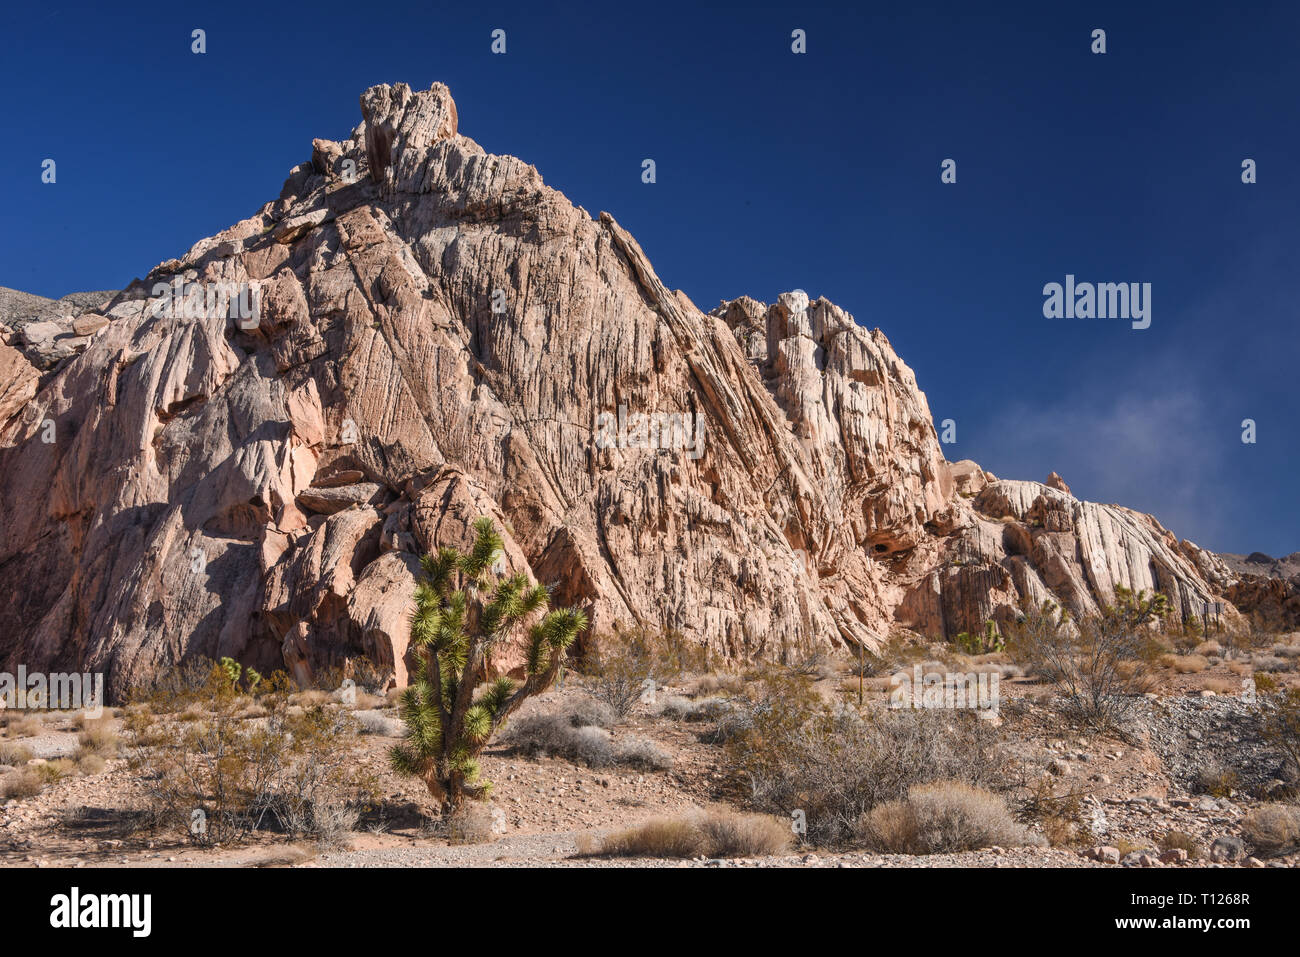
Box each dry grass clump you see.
[592,810,790,858]
[1160,654,1209,674]
[696,811,792,856]
[690,673,746,696]
[856,781,1044,854]
[1194,641,1223,657]
[2,716,43,738]
[75,753,107,776]
[596,818,703,857]
[1158,830,1203,859]
[1203,677,1244,695]
[1241,804,1300,856]
[0,742,34,766]
[76,718,120,755]
[0,769,45,800]
[289,690,332,708]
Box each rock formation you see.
[0,82,1248,699]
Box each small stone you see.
[1159,849,1188,863]
[1087,845,1121,864]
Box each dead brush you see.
[1241,804,1300,857]
[1018,778,1088,846]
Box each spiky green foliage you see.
[389,518,588,812]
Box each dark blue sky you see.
[3,1,1296,554]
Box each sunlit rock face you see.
[0,83,1237,699]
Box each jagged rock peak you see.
[0,81,1245,700]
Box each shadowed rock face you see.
[0,82,1241,699]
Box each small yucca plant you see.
[390,517,588,813]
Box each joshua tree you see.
[389,518,588,813]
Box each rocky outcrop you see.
[0,82,1243,699]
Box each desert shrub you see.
[597,818,703,858]
[1169,655,1210,674]
[691,673,746,696]
[723,671,1006,847]
[127,666,373,846]
[695,810,792,856]
[1018,779,1087,846]
[36,760,73,784]
[290,690,332,708]
[657,695,731,722]
[1195,641,1223,657]
[593,811,791,858]
[582,625,709,718]
[1008,588,1168,730]
[1261,687,1300,781]
[389,519,587,814]
[563,696,618,730]
[131,657,219,713]
[1159,830,1202,859]
[613,736,672,770]
[656,695,695,720]
[76,753,107,776]
[354,711,404,736]
[444,801,498,844]
[345,656,394,696]
[786,650,839,680]
[307,800,360,850]
[0,742,34,766]
[3,716,43,738]
[1241,804,1300,856]
[1,770,45,800]
[503,709,671,770]
[77,718,120,755]
[856,781,1042,854]
[1193,764,1239,797]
